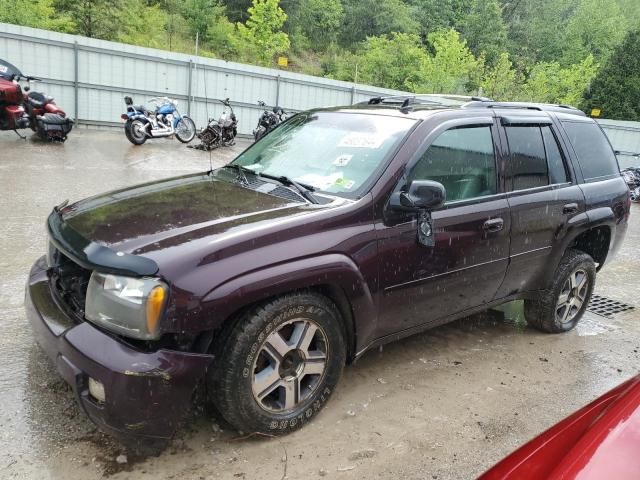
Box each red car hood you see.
[480,375,640,480]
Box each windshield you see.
[232,111,416,197]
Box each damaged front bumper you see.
[25,256,214,446]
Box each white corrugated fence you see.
[0,23,409,135]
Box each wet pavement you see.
[0,129,639,479]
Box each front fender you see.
[199,254,377,354]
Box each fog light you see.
[88,377,106,403]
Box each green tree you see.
[221,0,253,22]
[581,30,640,120]
[405,0,467,37]
[340,0,419,47]
[354,33,429,91]
[419,29,481,94]
[503,0,578,65]
[181,0,226,43]
[285,0,344,51]
[563,0,627,64]
[54,0,122,39]
[523,55,598,106]
[234,0,290,65]
[460,0,507,65]
[117,0,169,49]
[0,0,73,32]
[481,52,520,99]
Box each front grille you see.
[48,244,91,322]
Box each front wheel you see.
[525,249,596,333]
[209,293,346,435]
[125,119,147,145]
[175,116,196,143]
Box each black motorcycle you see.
[622,166,640,202]
[192,98,238,150]
[253,100,288,141]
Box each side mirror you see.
[390,180,446,211]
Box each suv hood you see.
[59,171,329,257]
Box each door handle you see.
[483,218,504,232]
[563,203,579,214]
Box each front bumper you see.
[25,256,214,445]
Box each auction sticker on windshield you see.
[333,154,353,166]
[0,66,7,73]
[338,133,384,149]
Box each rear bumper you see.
[25,256,214,444]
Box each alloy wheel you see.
[555,268,589,324]
[251,319,328,413]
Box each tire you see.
[175,116,196,143]
[209,292,346,435]
[125,119,147,145]
[254,126,267,141]
[525,249,596,333]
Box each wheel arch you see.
[197,254,376,361]
[571,225,612,270]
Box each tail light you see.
[120,114,128,120]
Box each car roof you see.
[311,96,588,121]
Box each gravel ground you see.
[0,129,638,480]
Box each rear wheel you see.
[125,119,147,145]
[175,116,196,143]
[209,292,346,435]
[525,249,596,333]
[254,126,267,141]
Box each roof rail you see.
[462,100,586,116]
[362,94,494,108]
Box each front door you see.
[376,121,511,338]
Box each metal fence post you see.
[275,74,280,106]
[74,41,79,123]
[187,60,193,116]
[350,85,356,104]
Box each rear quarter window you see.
[562,121,619,181]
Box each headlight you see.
[85,272,168,340]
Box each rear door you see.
[376,116,511,337]
[495,114,586,297]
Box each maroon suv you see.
[25,99,629,447]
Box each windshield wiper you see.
[223,164,254,185]
[258,172,320,205]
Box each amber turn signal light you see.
[146,285,166,335]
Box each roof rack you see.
[362,94,493,108]
[462,100,586,116]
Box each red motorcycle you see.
[0,58,73,141]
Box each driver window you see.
[408,126,497,202]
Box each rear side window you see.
[562,121,619,180]
[505,126,548,190]
[541,126,568,184]
[408,125,497,202]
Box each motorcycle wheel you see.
[254,126,267,141]
[125,120,147,145]
[175,116,196,143]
